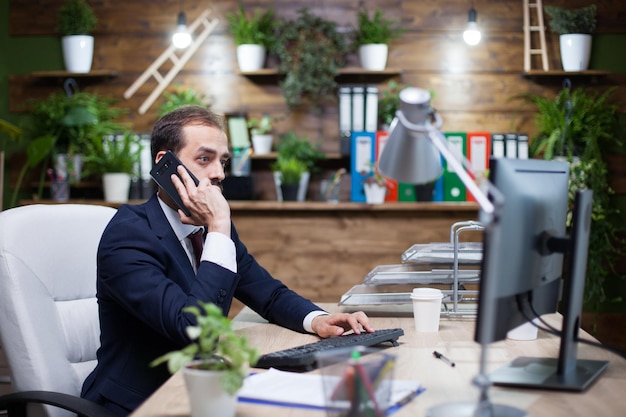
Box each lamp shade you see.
[378,88,443,184]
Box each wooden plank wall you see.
[7,0,626,199]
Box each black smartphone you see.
[150,150,199,216]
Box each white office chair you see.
[0,204,118,417]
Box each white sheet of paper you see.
[238,368,421,410]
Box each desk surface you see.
[131,304,626,417]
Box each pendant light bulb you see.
[463,8,481,46]
[172,11,192,49]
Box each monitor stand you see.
[490,190,609,392]
[489,356,608,391]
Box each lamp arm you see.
[425,126,494,215]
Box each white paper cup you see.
[507,318,540,341]
[410,288,444,332]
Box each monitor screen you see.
[475,157,569,344]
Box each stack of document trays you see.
[339,221,484,315]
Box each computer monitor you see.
[476,157,608,391]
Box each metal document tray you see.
[402,242,483,264]
[363,263,480,285]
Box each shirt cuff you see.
[303,310,329,334]
[203,232,237,273]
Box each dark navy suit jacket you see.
[81,194,320,415]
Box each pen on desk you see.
[433,350,455,367]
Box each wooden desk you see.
[132,304,626,417]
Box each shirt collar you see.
[157,196,203,241]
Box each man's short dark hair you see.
[151,105,226,160]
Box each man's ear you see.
[154,150,167,165]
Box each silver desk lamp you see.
[378,87,524,417]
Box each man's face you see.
[165,124,230,186]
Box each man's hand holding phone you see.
[171,165,231,233]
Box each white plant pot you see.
[183,367,237,417]
[62,35,94,73]
[236,44,266,72]
[364,183,387,204]
[102,172,131,203]
[251,134,273,155]
[273,171,310,202]
[559,34,592,72]
[358,44,388,71]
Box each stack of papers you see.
[238,368,422,412]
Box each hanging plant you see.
[272,8,349,109]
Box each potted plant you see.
[151,301,259,417]
[273,8,349,109]
[272,157,308,201]
[352,7,405,71]
[544,4,597,71]
[57,0,97,73]
[10,91,127,206]
[361,162,391,204]
[158,85,211,118]
[247,115,273,155]
[82,131,142,203]
[271,131,325,202]
[226,6,276,72]
[377,80,405,130]
[515,85,623,314]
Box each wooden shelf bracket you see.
[123,9,218,115]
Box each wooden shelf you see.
[30,70,119,79]
[239,67,401,83]
[522,70,610,83]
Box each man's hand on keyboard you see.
[311,311,374,338]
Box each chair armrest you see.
[0,391,119,417]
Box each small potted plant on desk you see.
[151,301,259,417]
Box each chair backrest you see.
[0,204,116,401]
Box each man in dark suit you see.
[81,106,373,415]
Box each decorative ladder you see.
[523,0,549,72]
[123,9,218,114]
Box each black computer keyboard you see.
[255,328,404,372]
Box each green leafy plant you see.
[151,301,259,396]
[247,115,273,135]
[272,157,308,185]
[515,86,624,311]
[57,0,97,35]
[352,7,405,47]
[378,80,405,128]
[273,8,349,108]
[544,4,597,35]
[158,85,210,117]
[275,131,325,173]
[82,132,141,176]
[10,91,127,206]
[226,6,276,47]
